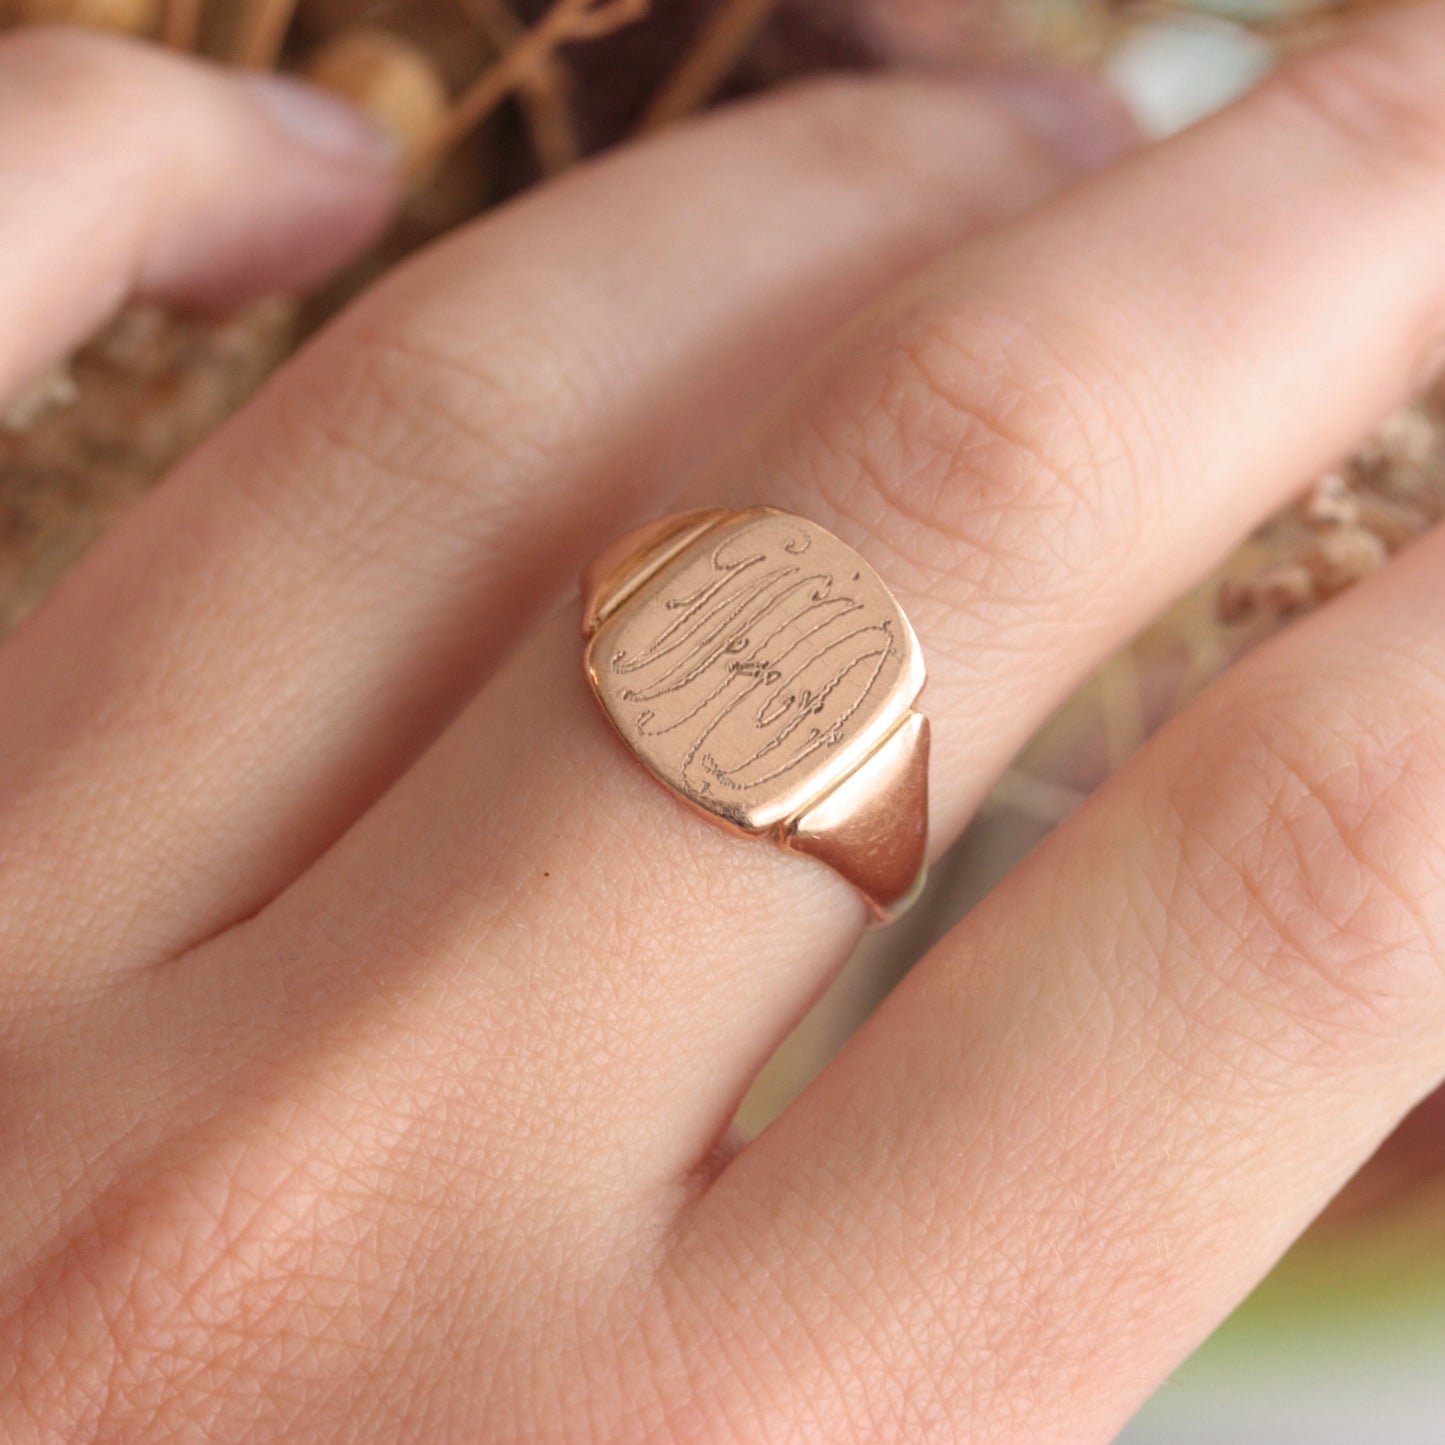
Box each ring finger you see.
[207,0,1445,1205]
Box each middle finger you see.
[0,73,1087,998]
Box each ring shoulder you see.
[780,712,931,925]
[580,509,730,638]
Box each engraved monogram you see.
[588,510,921,832]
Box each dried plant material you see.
[306,25,451,164]
[640,0,783,131]
[236,0,299,67]
[295,0,494,88]
[1251,560,1315,616]
[1217,561,1313,622]
[412,0,649,177]
[0,302,294,636]
[1350,491,1433,550]
[854,0,1109,67]
[461,0,580,173]
[160,0,201,49]
[1355,399,1439,479]
[1007,0,1115,61]
[2,366,78,433]
[1303,522,1389,595]
[16,0,159,31]
[1218,399,1445,625]
[1301,469,1358,529]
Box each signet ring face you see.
[582,507,930,924]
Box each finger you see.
[0,27,396,402]
[0,69,1119,1000]
[669,516,1445,1444]
[237,2,1445,1203]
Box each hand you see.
[3,13,1445,1441]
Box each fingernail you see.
[980,67,1141,172]
[238,72,398,167]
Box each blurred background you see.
[2,1,1442,1437]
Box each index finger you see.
[0,28,395,400]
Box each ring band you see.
[581,507,930,923]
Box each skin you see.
[2,11,1445,1441]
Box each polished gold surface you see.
[583,507,929,921]
[783,711,930,919]
[580,508,727,637]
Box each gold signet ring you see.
[581,507,930,924]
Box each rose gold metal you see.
[582,506,929,923]
[783,711,930,920]
[580,508,728,636]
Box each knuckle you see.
[809,298,1145,620]
[762,73,1014,202]
[1268,30,1445,177]
[337,302,576,482]
[4,1093,404,1440]
[246,292,595,572]
[37,1149,336,1423]
[764,74,930,185]
[1163,674,1445,1042]
[766,69,1067,209]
